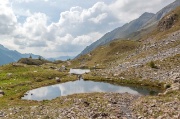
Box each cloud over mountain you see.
[0,0,175,58]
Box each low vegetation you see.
[18,58,51,65]
[73,40,139,68]
[149,61,158,69]
[0,63,76,108]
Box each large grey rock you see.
[170,73,180,83]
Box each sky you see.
[0,0,175,58]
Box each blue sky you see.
[0,0,175,58]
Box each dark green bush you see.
[165,84,171,89]
[149,61,158,69]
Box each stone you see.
[83,101,90,107]
[48,77,53,80]
[92,113,100,118]
[7,73,12,77]
[55,77,61,82]
[122,117,127,119]
[101,113,108,117]
[0,90,5,95]
[170,73,180,83]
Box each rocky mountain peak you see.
[140,12,155,18]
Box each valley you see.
[0,1,180,119]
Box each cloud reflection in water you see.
[22,79,147,101]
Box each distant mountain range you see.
[0,44,75,65]
[0,44,40,65]
[47,56,75,61]
[76,0,180,58]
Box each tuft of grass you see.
[149,61,158,69]
[165,84,171,89]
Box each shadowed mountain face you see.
[0,44,40,65]
[76,0,180,58]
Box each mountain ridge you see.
[76,0,180,58]
[0,44,41,65]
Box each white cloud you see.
[15,0,33,3]
[109,0,175,22]
[89,13,108,24]
[13,12,48,48]
[0,0,176,58]
[0,0,17,35]
[54,2,119,37]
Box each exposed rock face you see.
[158,13,178,31]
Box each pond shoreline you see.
[21,78,159,101]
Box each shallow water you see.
[69,68,90,74]
[22,79,158,101]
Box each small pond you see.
[69,68,90,74]
[22,79,159,101]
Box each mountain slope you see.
[76,12,154,58]
[142,0,180,29]
[0,44,40,65]
[77,0,180,58]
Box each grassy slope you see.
[73,6,180,69]
[73,40,139,68]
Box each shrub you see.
[149,61,158,69]
[165,84,171,89]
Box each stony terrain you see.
[98,30,180,83]
[0,93,139,119]
[132,91,180,119]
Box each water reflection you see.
[69,69,90,74]
[22,79,156,101]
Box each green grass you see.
[0,63,77,108]
[83,73,165,90]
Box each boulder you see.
[55,77,61,82]
[0,90,5,97]
[170,73,180,83]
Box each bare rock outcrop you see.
[158,13,178,31]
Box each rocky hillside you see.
[143,0,180,29]
[77,0,180,58]
[73,6,180,118]
[77,6,180,83]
